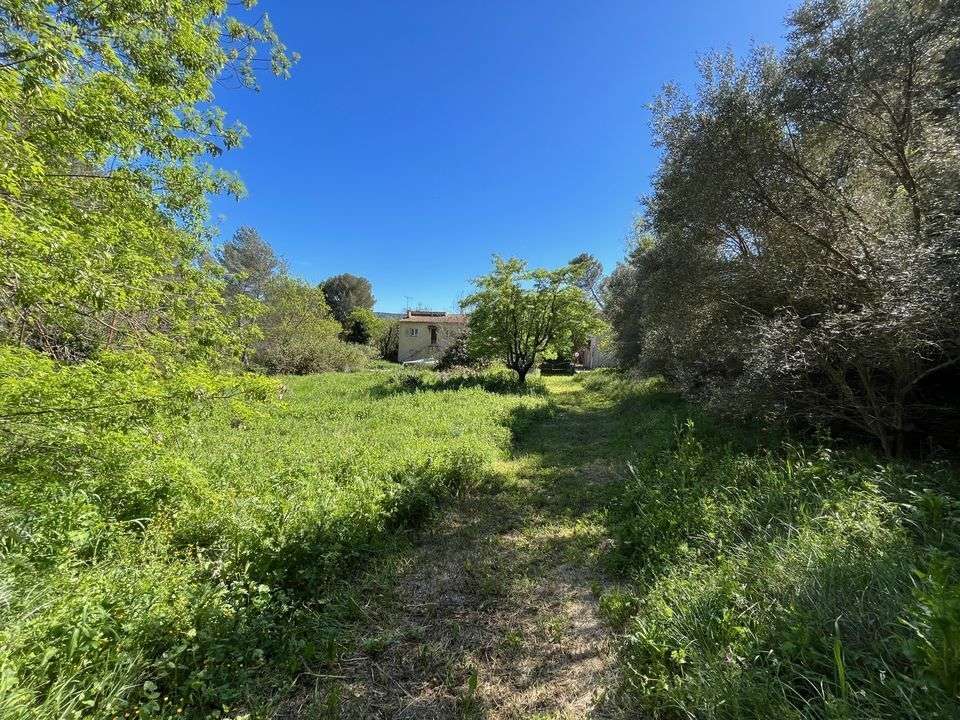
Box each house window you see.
[430,326,438,345]
[407,327,419,337]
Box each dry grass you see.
[330,497,613,719]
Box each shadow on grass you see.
[368,370,548,398]
[507,375,692,469]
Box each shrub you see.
[342,307,384,346]
[380,366,546,396]
[376,321,400,362]
[252,277,357,374]
[435,333,484,371]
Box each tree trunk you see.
[516,367,528,384]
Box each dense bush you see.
[341,307,385,346]
[606,0,960,455]
[381,365,545,396]
[377,320,401,362]
[251,276,366,374]
[435,333,485,371]
[607,419,960,719]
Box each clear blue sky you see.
[211,0,796,312]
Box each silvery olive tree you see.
[608,0,960,455]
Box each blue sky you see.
[211,1,797,312]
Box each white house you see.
[397,310,469,364]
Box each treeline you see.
[214,226,396,373]
[605,0,960,456]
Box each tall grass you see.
[606,408,960,719]
[0,370,543,719]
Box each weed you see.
[608,409,960,719]
[0,371,544,718]
[457,666,481,718]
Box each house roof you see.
[398,310,469,324]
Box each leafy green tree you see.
[254,276,349,374]
[321,273,375,324]
[463,257,601,384]
[0,4,293,713]
[342,306,384,345]
[217,226,282,299]
[0,0,295,363]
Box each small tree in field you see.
[463,257,600,383]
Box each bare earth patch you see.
[328,489,615,720]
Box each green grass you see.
[3,368,959,719]
[458,370,960,720]
[595,389,960,719]
[0,368,543,719]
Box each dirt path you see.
[283,376,627,719]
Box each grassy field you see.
[2,369,958,719]
[298,372,691,718]
[0,369,543,719]
[255,370,960,720]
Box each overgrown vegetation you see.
[598,3,960,709]
[4,1,959,718]
[250,276,366,374]
[520,372,960,720]
[0,1,392,716]
[603,396,960,717]
[214,228,383,374]
[606,0,960,456]
[435,333,485,372]
[0,370,541,717]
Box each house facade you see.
[397,310,469,363]
[578,335,617,369]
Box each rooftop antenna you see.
[403,295,412,312]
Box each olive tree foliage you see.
[463,257,602,384]
[320,273,375,325]
[217,226,282,300]
[607,0,960,455]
